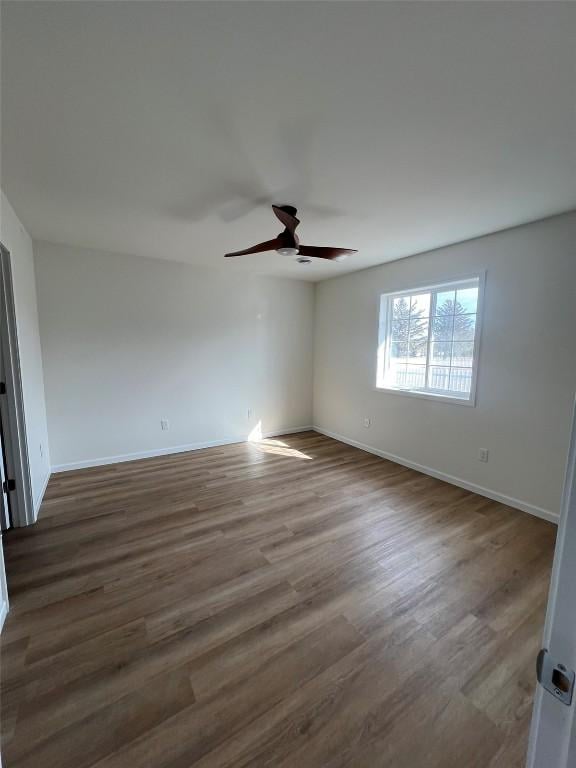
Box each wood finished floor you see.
[1,432,556,768]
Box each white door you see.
[0,454,8,631]
[0,405,10,632]
[0,346,10,631]
[0,273,11,631]
[0,428,10,531]
[0,532,8,632]
[0,329,12,531]
[527,399,576,767]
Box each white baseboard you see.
[313,426,559,525]
[33,470,51,520]
[0,601,8,634]
[51,426,314,473]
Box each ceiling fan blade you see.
[297,245,358,261]
[272,205,300,234]
[224,238,281,258]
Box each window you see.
[377,276,482,404]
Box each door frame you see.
[0,242,35,527]
[527,397,576,767]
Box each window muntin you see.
[377,277,481,402]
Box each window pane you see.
[434,290,455,315]
[456,286,478,314]
[452,313,476,341]
[449,367,473,395]
[408,337,427,362]
[392,296,411,320]
[405,364,426,389]
[452,341,474,367]
[409,317,428,342]
[430,341,452,364]
[390,341,408,362]
[391,316,409,341]
[428,366,451,391]
[387,362,408,388]
[410,292,431,318]
[431,316,454,341]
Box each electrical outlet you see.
[160,419,169,431]
[363,417,371,428]
[478,448,489,463]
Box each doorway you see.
[0,409,13,530]
[0,417,9,630]
[0,241,35,529]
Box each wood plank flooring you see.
[0,432,556,767]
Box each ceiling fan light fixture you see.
[276,246,300,257]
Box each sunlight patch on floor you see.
[248,421,313,460]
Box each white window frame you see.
[376,273,484,407]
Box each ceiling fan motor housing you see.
[275,227,299,257]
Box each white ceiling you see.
[2,1,575,282]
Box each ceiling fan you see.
[224,205,358,264]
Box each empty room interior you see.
[1,2,576,767]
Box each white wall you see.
[314,212,576,521]
[35,242,314,470]
[0,191,51,515]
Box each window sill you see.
[374,385,476,407]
